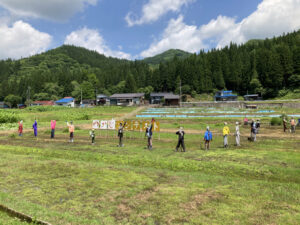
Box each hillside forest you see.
[0,30,299,106]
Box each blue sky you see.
[0,0,299,60]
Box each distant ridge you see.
[142,49,192,66]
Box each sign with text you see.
[100,120,108,129]
[107,120,116,130]
[132,121,140,131]
[142,121,150,131]
[92,120,100,129]
[124,121,132,130]
[115,121,124,130]
[94,120,160,132]
[153,121,160,132]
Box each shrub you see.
[270,117,282,126]
[62,128,69,133]
[0,111,20,124]
[191,90,197,98]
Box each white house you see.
[55,97,75,107]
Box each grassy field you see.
[0,106,299,224]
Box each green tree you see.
[249,78,264,96]
[181,85,191,94]
[124,74,137,93]
[81,81,95,99]
[288,75,300,89]
[4,94,22,108]
[33,93,50,100]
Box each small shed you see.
[214,90,238,101]
[164,93,180,106]
[150,93,180,106]
[81,99,96,107]
[110,93,144,106]
[55,97,75,107]
[243,94,262,101]
[97,94,110,105]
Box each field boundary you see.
[0,203,52,225]
[182,101,300,108]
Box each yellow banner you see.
[115,121,124,130]
[132,120,140,131]
[153,121,160,132]
[124,121,132,130]
[142,121,150,131]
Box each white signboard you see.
[108,120,116,130]
[92,120,100,129]
[100,120,108,129]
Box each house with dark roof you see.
[81,99,96,107]
[150,93,180,106]
[55,97,75,107]
[97,94,110,105]
[243,94,262,101]
[110,93,144,106]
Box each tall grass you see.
[0,111,20,124]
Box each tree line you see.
[0,30,299,107]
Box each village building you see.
[31,101,55,106]
[150,93,180,106]
[81,99,96,107]
[110,93,144,106]
[55,97,75,107]
[243,94,262,101]
[97,94,110,105]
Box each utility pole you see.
[179,79,182,108]
[27,86,31,106]
[95,88,97,106]
[80,88,82,105]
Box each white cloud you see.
[141,0,300,57]
[217,0,300,48]
[0,0,97,22]
[0,20,52,59]
[140,15,204,57]
[125,0,195,26]
[64,28,131,59]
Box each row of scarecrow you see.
[92,120,160,132]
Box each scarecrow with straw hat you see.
[223,122,230,148]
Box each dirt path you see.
[117,106,147,120]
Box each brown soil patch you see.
[180,190,223,212]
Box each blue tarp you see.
[55,98,74,104]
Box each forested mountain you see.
[0,30,299,106]
[143,49,192,67]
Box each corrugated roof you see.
[244,94,259,97]
[110,93,144,99]
[33,101,54,105]
[164,94,180,100]
[55,97,75,103]
[97,94,109,98]
[150,92,172,97]
[150,93,179,99]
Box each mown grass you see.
[0,210,27,224]
[0,107,299,224]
